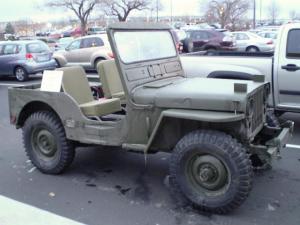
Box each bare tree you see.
[101,0,151,22]
[268,0,279,25]
[45,0,101,36]
[204,0,250,30]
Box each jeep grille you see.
[250,88,264,132]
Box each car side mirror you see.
[65,47,70,51]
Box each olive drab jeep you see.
[8,23,293,214]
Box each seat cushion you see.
[79,98,121,117]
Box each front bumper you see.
[251,120,294,158]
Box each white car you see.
[231,31,275,52]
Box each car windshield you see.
[26,42,49,53]
[114,31,176,64]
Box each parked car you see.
[55,37,74,51]
[38,38,58,52]
[53,34,113,69]
[171,29,183,53]
[70,27,82,37]
[180,23,300,117]
[182,29,237,53]
[0,40,56,81]
[231,31,274,52]
[87,27,106,35]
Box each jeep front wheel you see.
[22,111,75,174]
[169,130,253,214]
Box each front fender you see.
[145,109,245,152]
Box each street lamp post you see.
[260,0,262,25]
[170,0,173,23]
[253,0,256,29]
[156,0,159,22]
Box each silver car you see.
[0,40,56,81]
[231,31,275,52]
[53,34,113,70]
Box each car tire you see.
[55,59,61,68]
[169,129,253,214]
[187,41,194,53]
[14,66,29,82]
[94,58,104,70]
[246,46,259,52]
[22,111,75,174]
[266,110,280,128]
[206,48,217,56]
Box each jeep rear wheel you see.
[169,130,253,214]
[22,111,75,174]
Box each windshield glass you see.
[114,31,177,64]
[26,42,49,53]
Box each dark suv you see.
[182,29,237,53]
[0,40,56,81]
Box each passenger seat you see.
[58,66,121,117]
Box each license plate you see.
[37,55,49,61]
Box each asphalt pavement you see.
[0,76,300,225]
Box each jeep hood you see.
[132,77,265,112]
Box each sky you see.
[0,0,297,23]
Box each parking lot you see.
[0,77,300,225]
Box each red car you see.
[182,29,237,53]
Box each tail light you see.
[175,42,183,53]
[221,36,234,47]
[108,52,114,58]
[266,40,273,45]
[26,53,34,61]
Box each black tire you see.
[187,41,194,53]
[94,58,104,70]
[55,59,61,68]
[22,111,75,174]
[246,46,259,52]
[206,48,217,56]
[169,130,253,214]
[14,66,28,82]
[266,110,280,128]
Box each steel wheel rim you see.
[185,154,230,196]
[31,127,57,160]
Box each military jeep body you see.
[8,23,293,214]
